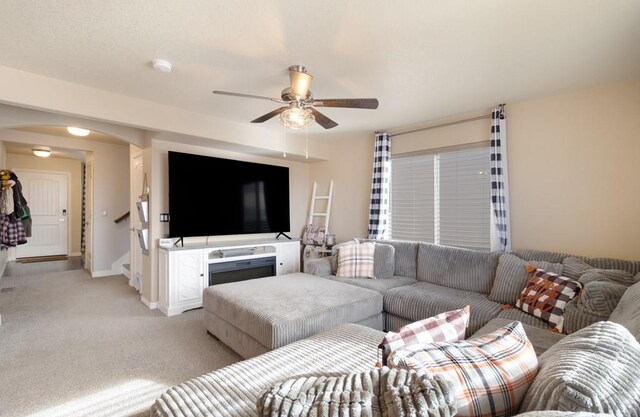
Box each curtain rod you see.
[387,114,490,137]
[382,104,505,137]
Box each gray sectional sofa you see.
[305,239,640,339]
[151,240,640,417]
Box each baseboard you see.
[92,270,119,278]
[141,296,158,309]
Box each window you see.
[390,145,490,250]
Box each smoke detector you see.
[152,59,172,73]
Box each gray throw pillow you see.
[519,321,640,416]
[578,280,628,316]
[562,257,593,280]
[373,243,395,279]
[488,253,564,305]
[609,280,640,341]
[579,268,636,286]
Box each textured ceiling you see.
[0,1,638,134]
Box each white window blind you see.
[390,154,435,242]
[390,145,490,250]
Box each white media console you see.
[158,238,301,317]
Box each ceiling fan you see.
[213,65,379,130]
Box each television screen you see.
[168,151,290,238]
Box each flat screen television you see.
[168,151,290,238]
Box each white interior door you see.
[14,169,69,259]
[84,159,94,273]
[131,153,143,291]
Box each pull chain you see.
[282,124,287,158]
[305,126,309,159]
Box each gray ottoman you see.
[203,273,384,358]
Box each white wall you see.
[142,139,311,303]
[91,143,130,274]
[309,133,374,243]
[309,77,640,261]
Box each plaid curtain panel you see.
[335,242,376,279]
[388,321,538,417]
[490,105,511,252]
[378,305,470,366]
[367,133,391,239]
[516,268,582,333]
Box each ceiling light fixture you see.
[152,58,172,73]
[278,104,315,130]
[67,126,90,137]
[32,146,52,158]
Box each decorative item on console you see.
[324,234,336,248]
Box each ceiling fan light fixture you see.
[278,106,315,130]
[67,126,91,137]
[32,146,52,158]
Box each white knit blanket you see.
[257,367,457,417]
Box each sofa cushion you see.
[489,253,564,305]
[378,305,469,365]
[326,275,417,295]
[609,280,640,341]
[515,268,582,333]
[416,243,500,294]
[519,321,640,416]
[471,317,564,356]
[360,238,420,278]
[517,250,640,276]
[517,249,570,264]
[384,282,502,335]
[497,308,553,330]
[336,241,376,279]
[579,269,638,286]
[388,321,538,417]
[151,323,386,417]
[562,257,594,280]
[561,299,608,335]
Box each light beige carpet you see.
[0,268,241,417]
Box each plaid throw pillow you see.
[335,242,376,279]
[388,321,538,417]
[516,268,582,333]
[378,306,470,365]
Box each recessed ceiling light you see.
[67,126,90,137]
[32,146,52,158]
[152,58,172,73]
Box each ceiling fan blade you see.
[289,67,313,98]
[308,108,338,129]
[311,98,379,109]
[213,90,285,103]
[251,107,289,123]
